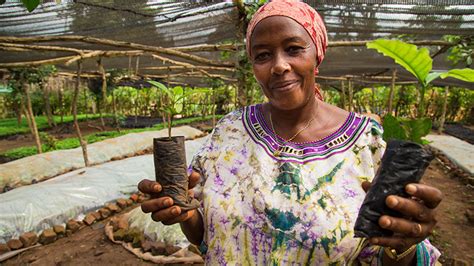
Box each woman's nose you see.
[271,53,291,75]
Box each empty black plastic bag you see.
[354,140,434,238]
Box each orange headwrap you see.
[246,0,328,100]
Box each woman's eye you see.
[254,52,270,62]
[288,46,304,55]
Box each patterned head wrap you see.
[246,0,328,100]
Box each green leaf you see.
[440,68,474,82]
[402,118,432,144]
[21,0,40,12]
[367,39,432,86]
[425,72,444,85]
[147,80,168,91]
[382,114,407,141]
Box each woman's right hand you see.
[138,171,201,225]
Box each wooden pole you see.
[135,56,140,76]
[371,86,376,114]
[340,80,346,110]
[387,68,397,115]
[24,83,42,154]
[97,58,107,129]
[439,86,449,134]
[72,61,89,167]
[43,78,56,127]
[348,78,353,112]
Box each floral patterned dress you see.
[190,104,440,265]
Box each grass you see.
[1,115,221,161]
[0,114,111,137]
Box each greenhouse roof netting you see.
[0,0,473,88]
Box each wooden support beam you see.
[142,65,235,72]
[0,42,86,55]
[0,35,234,67]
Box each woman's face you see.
[250,16,317,111]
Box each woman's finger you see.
[379,215,425,238]
[406,184,443,209]
[361,181,372,193]
[151,205,182,223]
[385,195,433,222]
[162,210,195,225]
[140,197,173,213]
[369,236,416,251]
[138,179,162,194]
[189,171,201,189]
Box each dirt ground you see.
[2,156,473,265]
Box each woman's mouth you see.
[271,80,299,92]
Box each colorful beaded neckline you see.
[242,104,370,163]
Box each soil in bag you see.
[153,136,200,211]
[354,140,434,238]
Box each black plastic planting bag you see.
[354,140,434,238]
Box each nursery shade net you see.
[0,0,473,88]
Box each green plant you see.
[148,81,196,138]
[39,132,58,151]
[382,115,432,145]
[367,39,474,117]
[367,39,474,142]
[443,35,473,67]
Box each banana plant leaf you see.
[367,39,432,86]
[440,68,474,82]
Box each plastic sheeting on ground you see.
[427,134,474,175]
[0,126,204,192]
[0,137,207,243]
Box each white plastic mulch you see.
[0,135,207,243]
[426,134,474,175]
[0,126,203,191]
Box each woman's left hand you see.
[362,182,443,252]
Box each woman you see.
[139,1,442,265]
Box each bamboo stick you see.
[24,83,42,154]
[0,56,77,68]
[65,50,145,65]
[97,58,107,129]
[0,42,85,55]
[152,54,194,67]
[0,36,233,67]
[0,35,453,48]
[143,65,235,72]
[72,61,89,167]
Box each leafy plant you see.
[148,81,194,138]
[39,132,58,151]
[443,35,473,67]
[382,115,431,145]
[367,39,474,117]
[367,39,474,143]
